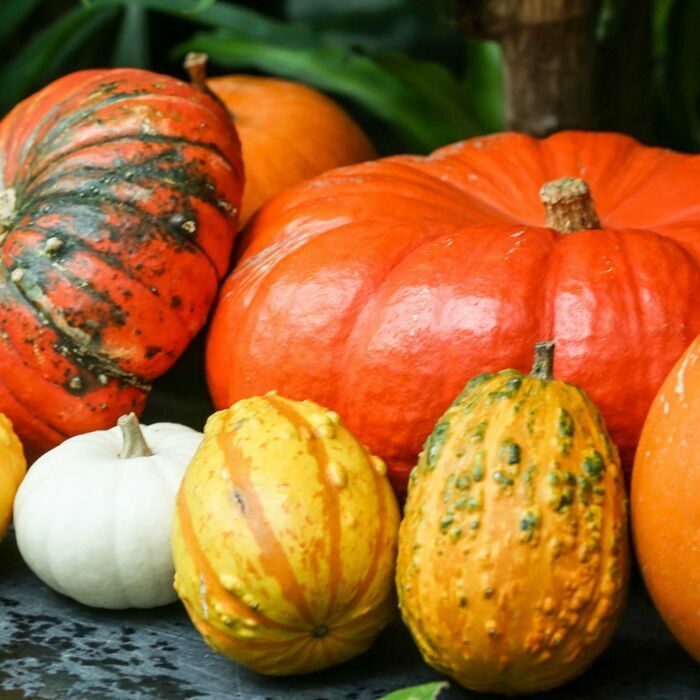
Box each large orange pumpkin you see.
[207,131,700,493]
[0,68,243,459]
[632,337,700,662]
[185,54,375,227]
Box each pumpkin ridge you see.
[21,191,221,277]
[24,134,239,207]
[5,219,209,345]
[598,151,698,224]
[538,231,561,345]
[332,587,395,631]
[226,217,375,294]
[28,89,232,168]
[176,488,300,633]
[264,394,344,616]
[15,87,160,171]
[216,427,317,625]
[610,230,647,365]
[6,223,190,308]
[392,158,523,224]
[329,225,452,411]
[0,374,68,444]
[0,255,153,390]
[0,268,149,394]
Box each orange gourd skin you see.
[172,394,400,675]
[206,131,700,494]
[396,365,629,694]
[0,69,244,460]
[207,76,375,227]
[632,339,700,662]
[0,414,27,540]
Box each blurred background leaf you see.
[0,0,696,153]
[653,0,700,149]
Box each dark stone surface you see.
[1,531,699,699]
[1,346,698,698]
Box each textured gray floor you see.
[0,341,698,699]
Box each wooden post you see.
[454,0,602,135]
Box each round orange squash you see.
[172,392,400,675]
[186,53,375,227]
[632,337,700,662]
[397,343,630,693]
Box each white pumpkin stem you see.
[531,341,555,380]
[540,177,600,233]
[118,413,153,458]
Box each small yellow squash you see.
[397,343,629,694]
[172,392,400,675]
[0,414,26,541]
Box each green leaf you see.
[376,52,482,137]
[0,0,43,44]
[656,0,700,146]
[0,4,117,115]
[380,681,449,700]
[285,0,462,60]
[83,0,316,44]
[461,39,504,132]
[175,30,485,151]
[112,4,150,67]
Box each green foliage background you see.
[0,0,697,154]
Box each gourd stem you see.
[540,177,600,233]
[118,413,153,459]
[531,341,555,380]
[184,52,209,91]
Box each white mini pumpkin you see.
[13,414,202,609]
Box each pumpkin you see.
[172,392,400,675]
[185,53,375,227]
[632,338,700,662]
[396,342,629,694]
[0,414,26,540]
[0,67,244,460]
[13,413,202,609]
[206,130,700,493]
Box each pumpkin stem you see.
[184,52,210,92]
[531,341,555,380]
[118,413,153,459]
[540,177,600,233]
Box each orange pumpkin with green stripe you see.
[172,392,400,675]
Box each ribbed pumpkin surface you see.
[397,353,629,693]
[207,130,700,493]
[172,393,399,675]
[0,68,244,458]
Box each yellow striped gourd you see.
[172,392,400,675]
